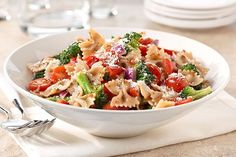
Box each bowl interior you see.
[4,28,230,111]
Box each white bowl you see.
[4,28,230,138]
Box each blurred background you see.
[1,0,236,36]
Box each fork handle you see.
[12,99,24,115]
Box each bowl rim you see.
[3,27,231,114]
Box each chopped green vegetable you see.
[180,86,212,100]
[47,96,70,102]
[94,87,109,109]
[77,72,109,109]
[77,72,94,94]
[33,70,45,80]
[135,61,155,84]
[47,96,60,101]
[181,63,200,75]
[123,32,142,53]
[55,42,82,64]
[103,72,110,82]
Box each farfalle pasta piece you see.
[104,79,123,95]
[110,80,140,108]
[79,29,105,59]
[152,99,175,109]
[69,58,89,81]
[40,79,72,97]
[195,63,209,76]
[27,57,56,73]
[44,59,60,79]
[175,50,194,66]
[110,87,139,108]
[145,45,170,64]
[87,61,105,85]
[120,49,142,67]
[180,70,204,86]
[69,93,95,108]
[67,80,83,95]
[137,81,162,107]
[64,64,75,76]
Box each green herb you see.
[54,42,82,65]
[181,63,200,75]
[123,32,142,53]
[135,61,155,84]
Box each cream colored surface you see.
[0,0,236,156]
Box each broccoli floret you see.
[77,72,108,108]
[181,63,200,75]
[55,42,82,65]
[180,86,213,100]
[94,88,109,109]
[33,70,45,80]
[103,72,110,82]
[135,61,155,84]
[123,32,142,53]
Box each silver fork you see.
[0,77,56,136]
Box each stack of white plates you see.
[144,0,236,29]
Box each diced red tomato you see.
[103,104,129,110]
[175,97,193,106]
[50,66,70,83]
[56,99,69,104]
[164,48,174,56]
[128,87,139,97]
[147,64,162,84]
[104,85,116,100]
[139,44,148,56]
[139,37,153,45]
[106,66,124,78]
[165,77,189,93]
[162,59,176,75]
[28,78,52,92]
[84,56,99,68]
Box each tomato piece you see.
[104,85,116,100]
[50,66,70,83]
[175,97,193,106]
[103,104,129,110]
[85,56,99,68]
[162,59,176,75]
[56,99,69,104]
[106,66,124,78]
[28,78,51,92]
[128,87,139,97]
[164,48,174,56]
[139,45,148,56]
[139,37,153,45]
[165,76,189,93]
[147,64,162,84]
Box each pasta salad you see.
[27,29,212,110]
